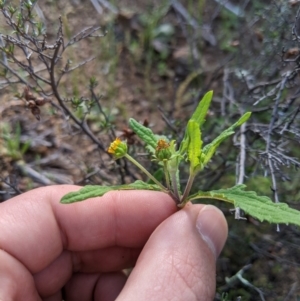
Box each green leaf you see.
[60,180,163,204]
[188,185,300,226]
[202,112,251,165]
[190,90,213,127]
[179,91,213,155]
[129,118,158,151]
[187,120,202,171]
[147,168,164,184]
[235,112,251,126]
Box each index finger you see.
[0,185,177,273]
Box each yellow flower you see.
[107,138,127,158]
[108,137,121,154]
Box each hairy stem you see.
[163,161,171,190]
[169,169,181,202]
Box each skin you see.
[0,185,228,301]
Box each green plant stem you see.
[169,170,181,202]
[181,173,196,204]
[163,161,171,190]
[124,154,167,191]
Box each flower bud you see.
[107,138,127,159]
[155,139,172,161]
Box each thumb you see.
[117,204,228,301]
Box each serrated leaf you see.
[190,90,213,127]
[179,91,213,155]
[187,120,202,171]
[188,185,300,226]
[129,118,157,151]
[60,180,162,204]
[202,112,251,165]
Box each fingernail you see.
[196,205,227,259]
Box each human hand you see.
[0,185,227,301]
